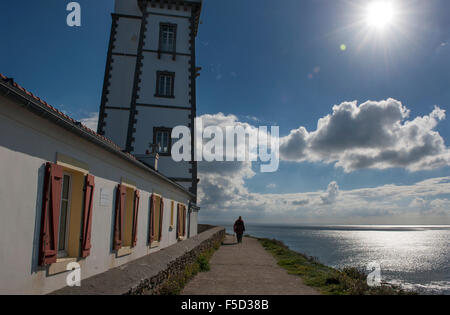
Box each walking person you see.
[233,216,246,244]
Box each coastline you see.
[212,224,449,295]
[256,236,417,295]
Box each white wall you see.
[144,12,191,54]
[114,18,141,55]
[103,109,130,148]
[114,0,142,16]
[0,95,193,294]
[133,106,190,153]
[138,53,191,107]
[189,211,199,237]
[102,53,137,148]
[107,54,136,108]
[139,155,192,180]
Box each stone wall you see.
[51,226,225,295]
[198,224,218,234]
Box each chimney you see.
[145,149,159,171]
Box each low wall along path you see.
[51,226,225,295]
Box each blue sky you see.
[1,0,449,224]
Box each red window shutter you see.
[182,205,187,237]
[81,174,95,258]
[38,162,64,266]
[149,194,156,244]
[132,190,140,248]
[113,184,126,251]
[159,197,164,241]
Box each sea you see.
[215,224,450,295]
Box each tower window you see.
[159,23,177,53]
[153,127,172,156]
[155,71,175,98]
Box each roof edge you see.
[137,0,202,36]
[0,76,195,199]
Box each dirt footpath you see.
[181,235,320,295]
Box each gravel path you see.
[181,235,320,295]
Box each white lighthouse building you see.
[98,0,201,199]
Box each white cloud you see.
[196,106,450,224]
[291,199,309,206]
[80,98,448,174]
[197,113,257,208]
[280,99,449,172]
[409,197,427,209]
[79,112,99,131]
[199,175,450,224]
[279,127,308,160]
[321,181,339,205]
[77,103,450,224]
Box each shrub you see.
[197,254,210,272]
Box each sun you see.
[365,1,396,30]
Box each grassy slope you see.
[259,238,416,295]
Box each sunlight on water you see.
[219,224,450,294]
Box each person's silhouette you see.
[233,216,246,244]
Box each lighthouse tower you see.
[97,0,201,198]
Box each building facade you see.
[0,0,204,294]
[98,0,201,197]
[0,73,198,294]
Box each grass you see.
[259,238,417,295]
[156,239,221,295]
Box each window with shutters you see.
[114,183,140,256]
[149,194,164,248]
[177,203,187,241]
[123,186,136,247]
[155,71,175,98]
[61,168,87,258]
[159,23,177,53]
[153,127,172,156]
[38,161,95,267]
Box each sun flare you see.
[366,1,396,30]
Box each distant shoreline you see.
[220,224,449,295]
[208,222,450,229]
[255,236,418,295]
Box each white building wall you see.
[102,109,129,148]
[138,54,191,107]
[114,18,141,55]
[0,95,193,295]
[143,12,191,53]
[133,106,189,153]
[138,155,191,179]
[114,0,142,16]
[189,211,199,237]
[107,55,136,108]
